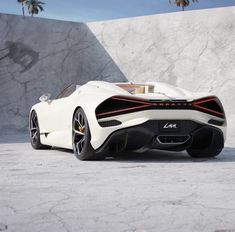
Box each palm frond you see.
[169,0,198,11]
[37,5,44,11]
[33,8,39,14]
[24,0,45,16]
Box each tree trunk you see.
[22,2,25,17]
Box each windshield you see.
[56,84,77,99]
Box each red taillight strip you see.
[192,97,217,105]
[96,104,150,117]
[96,96,224,119]
[112,96,152,105]
[192,104,224,117]
[191,97,224,117]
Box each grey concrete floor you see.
[1,135,235,232]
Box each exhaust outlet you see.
[157,135,190,145]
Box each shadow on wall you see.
[0,41,39,73]
[0,14,127,134]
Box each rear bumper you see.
[96,120,224,154]
[90,109,226,149]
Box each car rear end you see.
[95,95,226,156]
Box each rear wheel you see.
[186,127,224,158]
[72,108,105,161]
[29,111,51,149]
[187,148,222,158]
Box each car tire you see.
[29,111,51,149]
[72,108,105,161]
[186,148,222,158]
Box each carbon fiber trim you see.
[99,120,122,127]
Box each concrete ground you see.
[1,135,235,232]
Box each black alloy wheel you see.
[72,108,105,161]
[29,111,51,149]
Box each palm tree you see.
[17,0,26,16]
[169,0,198,11]
[25,0,45,16]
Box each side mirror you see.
[39,93,51,102]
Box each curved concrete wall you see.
[0,7,234,141]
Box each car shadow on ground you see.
[1,133,234,163]
[103,147,235,163]
[49,146,235,163]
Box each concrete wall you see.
[0,7,234,139]
[88,7,235,139]
[0,14,127,133]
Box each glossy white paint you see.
[31,81,226,150]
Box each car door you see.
[38,85,77,141]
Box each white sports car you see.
[29,81,226,160]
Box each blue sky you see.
[0,0,235,22]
